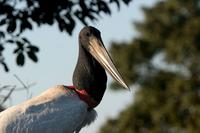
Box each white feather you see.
[0,85,97,133]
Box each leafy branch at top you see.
[0,0,133,72]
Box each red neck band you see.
[67,86,98,108]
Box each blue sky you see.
[1,0,158,132]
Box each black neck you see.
[73,45,107,102]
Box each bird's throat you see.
[73,45,107,105]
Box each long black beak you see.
[88,36,129,90]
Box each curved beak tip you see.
[121,82,130,91]
[127,86,131,91]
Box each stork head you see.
[79,26,129,89]
[73,26,129,108]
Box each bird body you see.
[0,26,128,133]
[0,85,97,133]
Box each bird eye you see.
[86,32,90,37]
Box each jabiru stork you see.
[0,26,129,133]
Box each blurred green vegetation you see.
[100,0,200,132]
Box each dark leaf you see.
[20,20,32,33]
[13,48,20,54]
[79,0,88,11]
[16,41,24,49]
[122,0,132,5]
[16,52,25,66]
[7,20,16,33]
[0,45,4,52]
[56,17,65,32]
[87,12,98,21]
[65,13,75,35]
[25,20,32,30]
[1,4,14,13]
[27,51,38,62]
[97,1,111,15]
[27,45,39,52]
[1,62,9,72]
[0,19,6,26]
[0,31,5,39]
[6,40,14,43]
[14,41,24,53]
[74,10,87,25]
[22,37,30,44]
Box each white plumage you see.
[0,85,97,133]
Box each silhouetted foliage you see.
[0,0,132,72]
[100,0,200,132]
